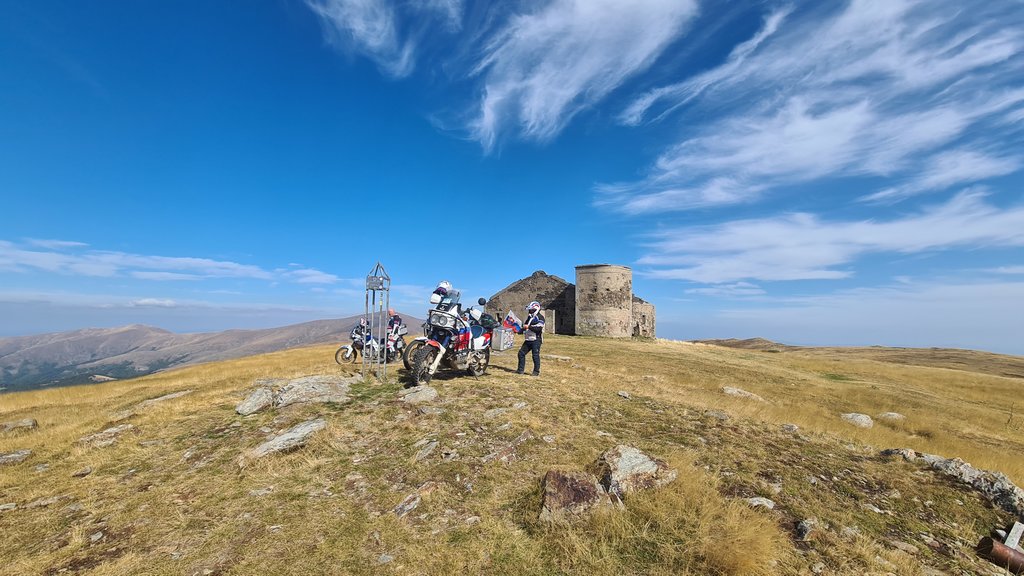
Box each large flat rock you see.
[0,450,31,466]
[275,376,356,408]
[1,419,37,433]
[79,424,136,448]
[594,445,677,499]
[248,418,327,458]
[540,469,611,523]
[236,387,274,415]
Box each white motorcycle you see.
[407,295,498,386]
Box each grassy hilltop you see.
[1,336,1022,575]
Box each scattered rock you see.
[810,562,826,574]
[72,466,93,478]
[90,531,104,543]
[275,375,355,407]
[542,435,556,443]
[139,390,193,409]
[877,412,906,422]
[33,463,50,472]
[482,430,535,464]
[25,495,66,509]
[540,469,612,523]
[377,554,394,565]
[512,401,528,410]
[0,503,16,512]
[249,486,274,497]
[594,445,677,500]
[862,503,887,514]
[889,540,919,555]
[722,386,765,402]
[417,406,445,416]
[483,408,508,419]
[840,413,873,428]
[880,448,918,462]
[915,452,1024,519]
[400,386,438,404]
[465,516,481,525]
[781,423,800,433]
[0,450,32,465]
[796,518,818,540]
[1,419,37,433]
[746,497,776,510]
[394,493,421,518]
[704,409,731,422]
[840,525,861,539]
[414,441,438,462]
[236,387,274,416]
[246,418,327,459]
[542,354,572,362]
[79,424,137,448]
[617,391,631,400]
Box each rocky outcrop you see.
[841,413,873,428]
[399,386,438,405]
[275,376,355,408]
[594,445,678,500]
[79,424,136,448]
[0,450,31,465]
[881,448,1024,520]
[540,470,612,522]
[1,419,37,433]
[540,446,676,522]
[876,412,906,422]
[247,418,326,459]
[236,387,274,415]
[722,386,765,402]
[139,390,193,408]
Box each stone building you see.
[488,265,655,338]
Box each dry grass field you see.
[1,335,1021,575]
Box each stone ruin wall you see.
[632,297,656,338]
[575,265,633,338]
[486,271,575,335]
[489,267,655,338]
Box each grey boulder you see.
[248,418,327,458]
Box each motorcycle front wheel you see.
[467,349,490,377]
[403,339,425,370]
[411,345,436,387]
[335,345,356,365]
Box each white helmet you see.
[435,280,452,295]
[526,301,541,312]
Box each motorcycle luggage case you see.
[493,327,514,352]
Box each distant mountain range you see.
[0,314,423,393]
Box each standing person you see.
[516,301,545,376]
[385,308,403,356]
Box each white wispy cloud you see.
[306,0,416,78]
[305,0,467,78]
[704,279,1024,353]
[641,190,1024,283]
[863,148,1022,203]
[470,0,698,151]
[130,298,178,308]
[989,265,1024,275]
[684,282,765,297]
[23,238,89,249]
[605,0,1024,211]
[285,268,340,284]
[0,240,346,286]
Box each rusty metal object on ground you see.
[977,537,1024,574]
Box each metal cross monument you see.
[364,261,391,380]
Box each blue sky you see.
[2,0,1023,353]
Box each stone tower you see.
[574,264,633,338]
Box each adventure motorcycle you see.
[335,322,407,364]
[409,296,496,386]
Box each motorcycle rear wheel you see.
[411,345,436,387]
